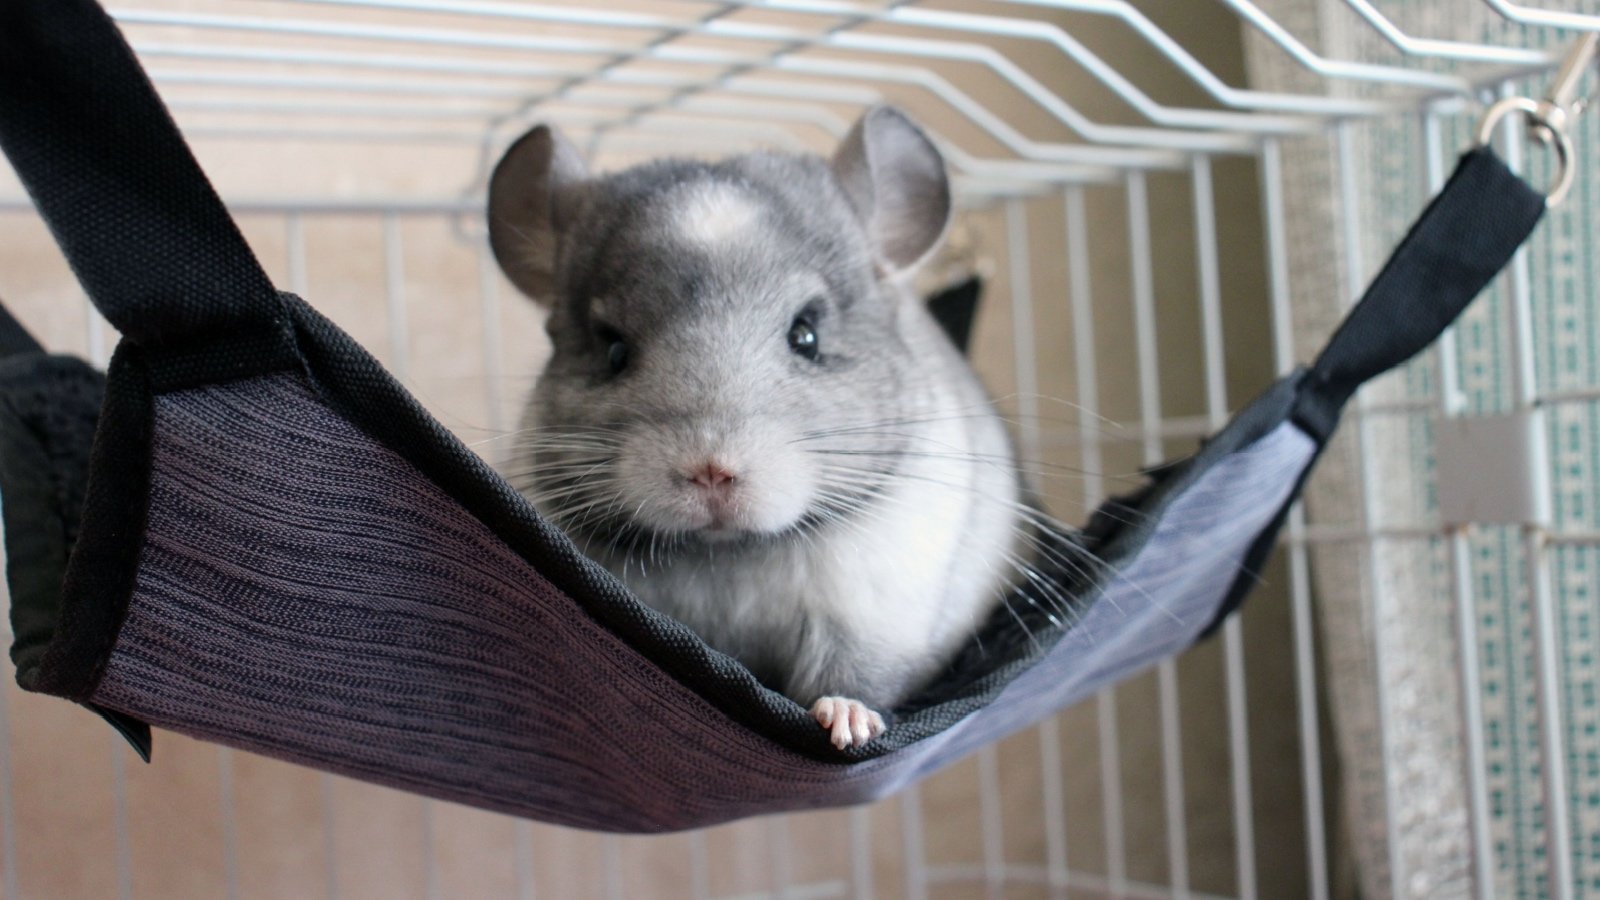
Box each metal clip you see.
[1477,33,1597,207]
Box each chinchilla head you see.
[488,105,956,548]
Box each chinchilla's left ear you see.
[486,123,589,304]
[830,105,952,274]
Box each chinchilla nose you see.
[686,461,737,491]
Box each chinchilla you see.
[488,106,1026,749]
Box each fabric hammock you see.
[0,0,1548,832]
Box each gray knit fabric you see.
[90,372,1314,832]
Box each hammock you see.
[0,0,1550,832]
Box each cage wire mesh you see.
[0,0,1597,897]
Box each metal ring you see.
[1476,96,1578,207]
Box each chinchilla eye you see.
[787,315,819,361]
[607,340,629,374]
[595,325,628,375]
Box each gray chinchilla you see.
[488,106,1025,750]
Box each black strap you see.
[1298,147,1546,436]
[0,0,280,348]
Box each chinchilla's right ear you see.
[487,124,588,304]
[830,105,951,275]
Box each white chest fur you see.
[606,386,1023,708]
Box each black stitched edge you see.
[26,343,154,701]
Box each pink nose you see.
[689,463,736,490]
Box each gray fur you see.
[490,107,1024,714]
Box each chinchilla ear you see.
[830,105,952,274]
[487,124,589,304]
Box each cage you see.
[0,0,1596,898]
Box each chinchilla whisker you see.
[508,437,627,456]
[990,580,1047,652]
[511,433,627,445]
[801,431,1140,488]
[797,403,1128,440]
[503,451,624,471]
[560,486,627,522]
[1001,553,1077,627]
[807,467,1171,621]
[526,487,616,514]
[1010,529,1107,599]
[809,446,1108,482]
[1007,522,1188,627]
[534,479,623,515]
[504,462,620,483]
[507,421,633,437]
[814,460,1142,529]
[987,392,1124,427]
[509,455,620,470]
[794,402,1007,435]
[539,492,615,522]
[806,480,1120,627]
[804,426,1137,479]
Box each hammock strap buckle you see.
[1476,32,1597,207]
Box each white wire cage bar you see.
[1,1,1598,899]
[83,0,1578,201]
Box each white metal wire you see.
[1484,0,1600,31]
[0,683,14,900]
[1260,133,1331,900]
[603,834,625,900]
[1125,167,1195,899]
[1349,0,1551,65]
[899,785,927,900]
[92,0,1583,206]
[1096,690,1127,894]
[283,212,348,900]
[110,733,133,900]
[848,806,872,898]
[1497,89,1576,900]
[1004,196,1074,897]
[1333,117,1408,900]
[217,747,241,900]
[691,829,713,899]
[1418,102,1496,900]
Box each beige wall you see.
[0,1,1319,897]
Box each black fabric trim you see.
[0,342,156,758]
[145,307,300,394]
[927,276,982,355]
[2,355,105,682]
[23,345,156,703]
[91,703,152,763]
[0,0,283,348]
